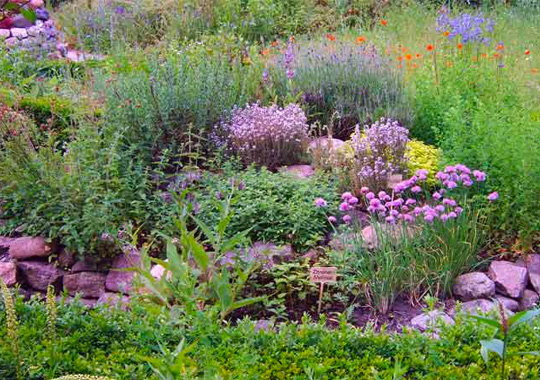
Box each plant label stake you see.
[310,267,337,314]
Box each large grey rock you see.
[460,299,498,315]
[9,237,54,260]
[10,28,27,40]
[18,261,63,291]
[64,272,106,299]
[26,25,41,37]
[525,254,540,294]
[97,292,130,308]
[488,261,528,299]
[105,252,141,293]
[519,289,539,311]
[0,29,10,40]
[0,262,17,286]
[494,295,520,312]
[281,165,315,179]
[453,272,495,301]
[411,310,454,332]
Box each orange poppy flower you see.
[415,53,421,59]
[397,64,403,68]
[457,43,463,50]
[397,56,403,61]
[356,36,366,44]
[271,41,279,47]
[532,68,538,74]
[289,36,295,42]
[493,53,500,58]
[525,49,531,55]
[405,54,412,61]
[412,63,418,68]
[261,49,270,56]
[380,19,388,26]
[326,34,336,42]
[481,53,487,58]
[426,44,434,51]
[443,31,450,37]
[402,47,408,53]
[472,56,478,62]
[496,44,504,51]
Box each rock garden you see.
[1,1,540,379]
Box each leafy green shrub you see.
[103,49,265,166]
[197,167,339,251]
[2,296,540,380]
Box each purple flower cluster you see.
[216,103,309,169]
[437,10,495,44]
[350,118,409,191]
[326,164,497,226]
[283,42,296,79]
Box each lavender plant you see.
[348,118,410,193]
[271,40,411,139]
[215,103,309,170]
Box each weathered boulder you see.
[488,261,528,299]
[9,237,54,260]
[410,310,454,332]
[18,261,63,291]
[281,165,315,179]
[494,295,520,312]
[71,257,102,273]
[460,299,498,316]
[453,272,495,301]
[0,262,17,286]
[97,292,130,308]
[64,272,106,299]
[525,254,540,294]
[10,27,27,39]
[519,289,539,311]
[105,252,141,293]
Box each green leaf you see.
[191,215,216,247]
[480,339,505,364]
[509,308,540,331]
[187,233,209,271]
[20,8,37,24]
[4,2,18,10]
[230,296,266,311]
[470,315,503,331]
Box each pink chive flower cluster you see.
[350,118,409,191]
[216,103,309,170]
[327,164,497,225]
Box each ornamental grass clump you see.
[348,118,409,192]
[216,103,309,170]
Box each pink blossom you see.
[445,180,458,189]
[360,187,370,194]
[339,202,351,212]
[455,207,464,214]
[328,216,337,223]
[442,198,457,207]
[314,198,327,207]
[473,170,486,181]
[366,192,376,200]
[341,192,353,200]
[436,172,448,181]
[348,196,359,205]
[487,192,499,201]
[433,192,442,200]
[343,215,352,224]
[411,185,422,193]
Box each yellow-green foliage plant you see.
[405,139,441,187]
[0,276,21,380]
[51,376,117,380]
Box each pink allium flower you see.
[487,192,499,201]
[343,214,352,224]
[413,207,423,216]
[367,206,377,213]
[341,192,353,200]
[405,199,416,206]
[403,214,415,222]
[328,216,337,223]
[366,192,376,200]
[424,214,435,223]
[314,198,327,207]
[444,165,456,173]
[348,196,359,205]
[448,212,457,218]
[411,186,422,193]
[401,205,409,212]
[378,191,388,199]
[445,180,458,189]
[433,192,442,200]
[360,187,370,194]
[473,170,486,182]
[436,172,448,181]
[369,198,381,207]
[463,179,473,187]
[339,202,351,212]
[440,214,449,222]
[455,206,464,214]
[416,169,429,180]
[385,216,396,224]
[435,205,445,213]
[455,164,470,174]
[390,209,399,217]
[442,198,457,207]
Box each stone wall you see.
[0,236,137,307]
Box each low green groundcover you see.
[1,297,540,380]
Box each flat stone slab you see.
[9,237,54,260]
[488,261,528,299]
[64,272,106,299]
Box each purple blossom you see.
[342,192,353,200]
[445,181,458,189]
[433,192,442,200]
[411,186,422,193]
[348,196,359,205]
[473,170,486,181]
[488,192,499,201]
[360,187,370,194]
[442,198,457,207]
[343,215,352,224]
[328,216,337,223]
[339,202,351,212]
[314,198,328,207]
[416,169,428,180]
[437,12,495,44]
[366,192,376,200]
[436,172,448,181]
